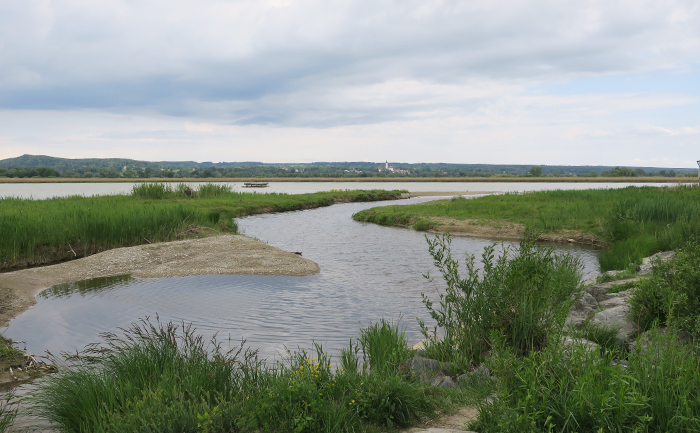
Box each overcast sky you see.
[0,0,698,167]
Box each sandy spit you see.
[0,235,319,328]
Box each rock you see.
[456,365,490,386]
[411,356,451,376]
[590,305,637,342]
[630,327,691,357]
[636,251,675,275]
[598,293,630,309]
[567,292,598,327]
[429,374,458,388]
[562,336,599,353]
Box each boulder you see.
[429,374,458,388]
[630,327,691,357]
[562,336,599,353]
[598,293,631,309]
[411,356,451,376]
[636,251,675,275]
[567,292,598,326]
[590,305,637,342]
[456,365,490,386]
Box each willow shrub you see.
[419,233,582,370]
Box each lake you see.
[0,180,675,200]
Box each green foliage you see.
[419,234,582,369]
[529,165,543,177]
[131,182,173,199]
[0,391,17,433]
[197,183,232,198]
[31,319,444,433]
[572,322,626,355]
[355,185,700,271]
[358,319,412,375]
[474,328,700,433]
[32,319,252,433]
[628,240,700,337]
[0,188,404,270]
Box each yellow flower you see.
[360,382,364,385]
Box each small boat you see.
[242,182,269,188]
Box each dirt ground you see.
[415,216,605,247]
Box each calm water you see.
[0,181,676,199]
[3,196,601,360]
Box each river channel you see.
[2,195,601,360]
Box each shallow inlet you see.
[3,196,601,359]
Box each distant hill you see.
[0,154,695,179]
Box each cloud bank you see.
[0,0,698,166]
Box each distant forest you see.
[0,154,696,179]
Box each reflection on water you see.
[3,196,602,361]
[39,274,135,299]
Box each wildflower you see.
[360,382,363,385]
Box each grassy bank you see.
[353,185,700,271]
[28,319,480,433]
[0,184,405,270]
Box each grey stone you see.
[630,327,691,357]
[456,365,490,386]
[590,305,637,342]
[567,292,598,327]
[598,294,629,309]
[562,336,599,353]
[429,374,458,388]
[637,251,675,275]
[411,356,451,376]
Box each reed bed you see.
[353,185,700,271]
[0,184,405,270]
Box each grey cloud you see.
[0,0,698,126]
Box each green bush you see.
[419,233,582,369]
[628,239,700,337]
[474,328,700,432]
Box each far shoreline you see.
[0,176,695,184]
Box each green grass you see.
[0,184,405,270]
[473,327,700,433]
[354,185,700,271]
[30,318,459,433]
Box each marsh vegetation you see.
[0,184,404,270]
[353,185,700,271]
